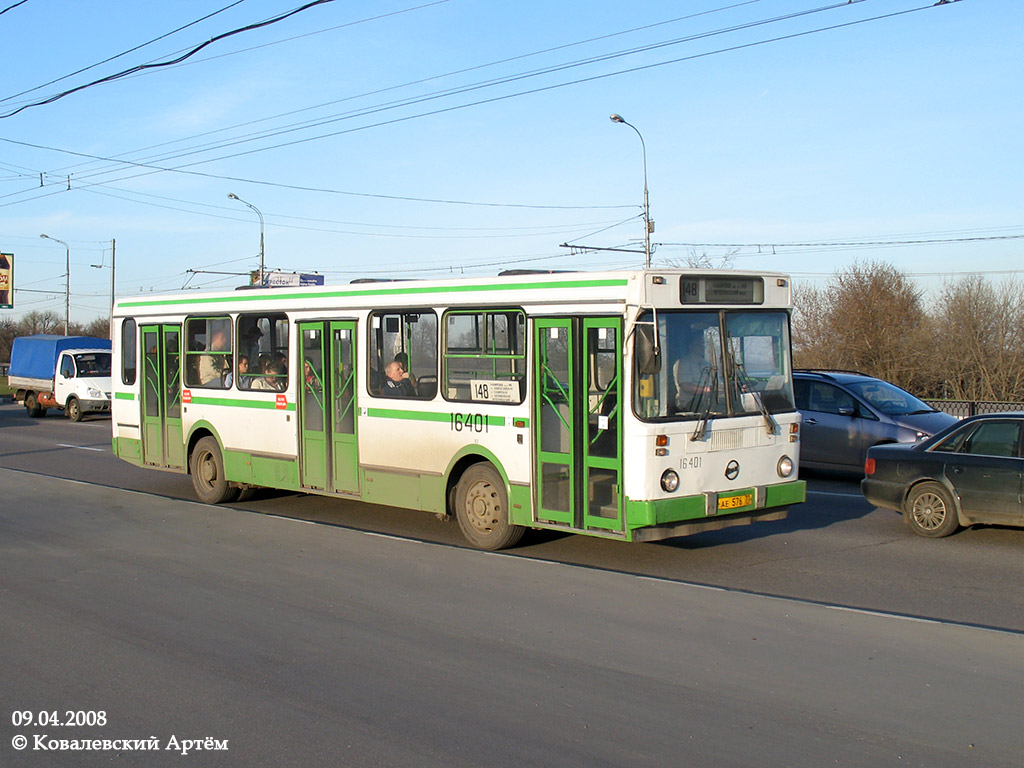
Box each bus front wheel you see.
[190,437,238,504]
[454,464,525,551]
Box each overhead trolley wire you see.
[0,0,339,119]
[0,0,249,105]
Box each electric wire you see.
[0,0,249,105]
[0,0,339,119]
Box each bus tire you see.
[454,463,525,550]
[25,392,46,418]
[66,396,83,422]
[190,437,238,504]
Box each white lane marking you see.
[57,443,105,452]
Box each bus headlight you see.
[777,455,794,478]
[660,469,680,493]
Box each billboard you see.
[0,252,12,309]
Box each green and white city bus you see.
[111,269,806,549]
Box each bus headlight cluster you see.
[660,469,680,493]
[777,455,794,478]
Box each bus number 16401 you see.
[450,412,489,433]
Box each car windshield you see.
[633,309,795,421]
[73,352,111,377]
[845,379,933,416]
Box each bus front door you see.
[298,321,359,494]
[534,318,623,533]
[140,324,184,469]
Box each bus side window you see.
[122,318,137,385]
[368,310,437,399]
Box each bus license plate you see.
[717,492,753,510]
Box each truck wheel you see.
[66,396,83,422]
[453,463,525,550]
[25,393,46,418]
[189,437,238,504]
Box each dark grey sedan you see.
[862,413,1024,537]
[794,371,957,471]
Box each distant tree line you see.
[0,311,111,364]
[793,261,1024,403]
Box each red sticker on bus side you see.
[276,394,287,410]
[182,389,192,404]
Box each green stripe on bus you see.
[367,408,507,428]
[187,395,296,411]
[118,278,630,308]
[114,391,135,400]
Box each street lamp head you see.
[609,113,625,124]
[227,193,240,200]
[40,233,49,239]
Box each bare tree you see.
[931,276,1024,401]
[792,261,931,393]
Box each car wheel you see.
[25,393,46,418]
[66,396,83,422]
[453,463,525,550]
[904,482,959,538]
[189,437,238,504]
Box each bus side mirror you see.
[636,325,661,375]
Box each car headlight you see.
[661,469,680,493]
[87,387,103,398]
[777,455,794,478]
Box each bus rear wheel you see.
[190,437,238,504]
[454,464,525,550]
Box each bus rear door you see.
[140,323,184,469]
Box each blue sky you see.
[0,0,1020,323]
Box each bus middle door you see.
[298,320,359,494]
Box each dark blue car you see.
[862,413,1024,537]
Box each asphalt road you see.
[2,403,1023,632]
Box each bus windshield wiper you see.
[690,360,718,441]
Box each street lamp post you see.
[40,233,70,335]
[228,193,265,287]
[91,238,116,337]
[609,113,653,268]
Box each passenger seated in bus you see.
[383,360,416,397]
[236,355,251,390]
[303,359,321,391]
[251,360,285,392]
[198,328,230,386]
[393,352,417,387]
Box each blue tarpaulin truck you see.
[8,335,112,421]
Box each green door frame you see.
[299,322,328,491]
[535,318,575,525]
[581,317,623,531]
[533,317,623,532]
[298,320,360,494]
[140,323,184,469]
[329,320,359,495]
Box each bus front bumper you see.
[625,480,806,542]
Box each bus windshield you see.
[633,310,795,421]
